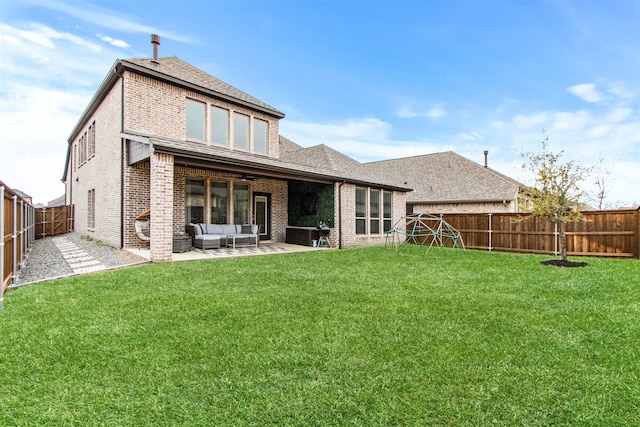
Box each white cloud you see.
[568,83,603,103]
[513,112,549,129]
[551,110,590,132]
[280,117,458,163]
[23,0,195,44]
[0,85,89,204]
[457,131,484,141]
[282,117,391,142]
[605,107,632,123]
[395,106,446,120]
[99,34,131,49]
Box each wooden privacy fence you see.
[1,180,36,308]
[432,208,640,259]
[35,205,74,239]
[1,178,75,310]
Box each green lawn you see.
[1,246,639,426]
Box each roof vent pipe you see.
[483,150,488,168]
[151,34,161,64]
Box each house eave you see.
[146,140,411,191]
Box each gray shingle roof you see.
[123,56,285,118]
[280,143,362,172]
[146,134,411,191]
[362,151,521,203]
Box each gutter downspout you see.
[119,68,125,249]
[0,186,4,311]
[338,180,345,249]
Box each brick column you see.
[150,152,174,262]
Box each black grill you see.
[317,224,330,236]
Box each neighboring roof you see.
[279,135,304,154]
[47,194,66,207]
[278,139,419,190]
[362,151,521,203]
[280,143,361,172]
[12,188,32,201]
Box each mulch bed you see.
[540,259,588,268]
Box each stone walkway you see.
[11,233,148,288]
[11,233,327,289]
[53,236,107,275]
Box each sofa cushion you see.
[194,234,220,242]
[221,224,237,235]
[189,223,202,235]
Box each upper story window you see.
[211,106,229,146]
[186,99,205,140]
[233,112,249,150]
[75,121,96,171]
[185,97,272,155]
[87,121,96,158]
[253,118,268,154]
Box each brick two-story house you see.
[63,38,410,261]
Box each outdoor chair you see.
[134,208,151,248]
[135,219,151,248]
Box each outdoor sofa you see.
[187,223,259,249]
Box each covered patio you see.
[126,240,332,262]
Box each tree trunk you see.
[558,220,567,261]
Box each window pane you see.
[186,179,205,224]
[370,190,380,218]
[210,181,228,224]
[233,113,249,150]
[383,191,392,232]
[356,187,367,235]
[383,191,392,217]
[186,99,205,140]
[88,189,95,229]
[355,188,366,217]
[211,106,228,146]
[370,190,380,234]
[253,118,268,154]
[234,183,249,224]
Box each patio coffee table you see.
[227,235,252,249]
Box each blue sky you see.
[1,0,638,206]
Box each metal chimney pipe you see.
[483,150,488,168]
[151,34,161,63]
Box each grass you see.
[1,246,639,426]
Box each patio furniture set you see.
[185,223,260,251]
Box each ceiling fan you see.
[236,173,258,182]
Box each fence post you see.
[488,213,493,251]
[19,199,25,268]
[1,186,4,311]
[636,208,640,260]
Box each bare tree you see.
[520,134,592,262]
[591,157,611,210]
